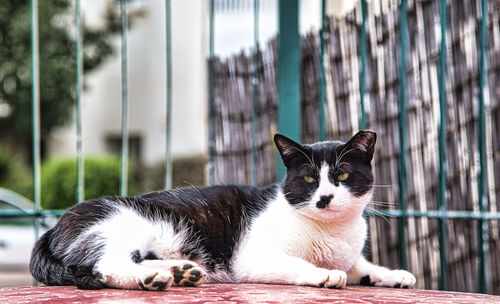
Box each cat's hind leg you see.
[94,255,173,291]
[140,259,207,287]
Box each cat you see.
[30,130,416,290]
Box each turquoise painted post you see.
[277,0,301,180]
[318,0,327,141]
[119,0,129,196]
[75,0,84,203]
[477,0,489,294]
[437,0,448,291]
[397,0,408,270]
[208,0,216,185]
[165,0,173,189]
[359,0,367,130]
[251,0,260,186]
[30,0,41,239]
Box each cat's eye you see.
[337,172,349,182]
[304,176,315,183]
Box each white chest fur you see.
[232,191,367,276]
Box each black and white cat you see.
[30,130,416,290]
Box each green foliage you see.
[41,156,136,210]
[0,150,33,199]
[137,156,206,193]
[0,0,116,142]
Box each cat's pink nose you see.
[317,194,333,209]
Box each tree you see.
[0,0,118,157]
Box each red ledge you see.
[1,284,499,304]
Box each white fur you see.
[231,162,377,287]
[347,256,416,288]
[86,206,192,289]
[231,189,367,286]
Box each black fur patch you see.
[360,275,375,286]
[152,281,168,289]
[131,250,142,263]
[131,250,160,263]
[144,275,155,285]
[74,266,105,290]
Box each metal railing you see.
[0,0,498,294]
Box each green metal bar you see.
[0,210,66,218]
[477,0,489,294]
[364,209,500,220]
[437,0,448,291]
[251,0,260,186]
[318,0,327,141]
[358,0,367,130]
[397,0,408,271]
[75,0,84,203]
[208,0,215,185]
[30,0,41,240]
[165,0,173,189]
[119,0,129,196]
[2,208,499,220]
[277,0,301,180]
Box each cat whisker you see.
[335,147,357,169]
[368,200,394,208]
[364,208,393,225]
[290,147,315,168]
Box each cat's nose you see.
[316,195,333,209]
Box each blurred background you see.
[1,0,499,295]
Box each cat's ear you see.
[274,134,308,168]
[344,130,377,161]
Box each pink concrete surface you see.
[1,284,499,304]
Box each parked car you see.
[0,188,56,270]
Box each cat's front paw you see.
[171,261,207,287]
[360,269,415,288]
[138,270,173,291]
[319,270,347,289]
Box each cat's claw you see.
[171,262,207,287]
[138,270,173,291]
[360,269,416,288]
[320,270,347,289]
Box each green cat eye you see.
[337,172,349,182]
[304,176,315,183]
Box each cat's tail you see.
[29,228,74,286]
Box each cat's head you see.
[275,130,376,222]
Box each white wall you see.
[49,0,208,164]
[47,0,358,164]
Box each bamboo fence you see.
[211,0,500,294]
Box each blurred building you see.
[46,0,354,165]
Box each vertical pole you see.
[277,0,301,180]
[208,0,216,185]
[477,0,489,294]
[358,0,368,130]
[251,0,260,186]
[397,0,408,270]
[30,0,41,239]
[437,0,448,291]
[318,0,327,141]
[165,0,173,189]
[75,0,84,203]
[119,0,129,196]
